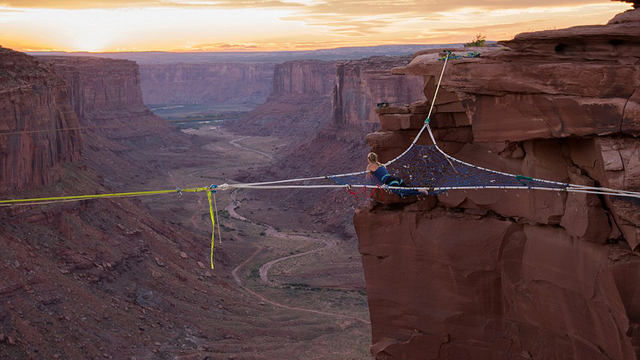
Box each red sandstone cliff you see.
[234,56,425,236]
[0,51,248,359]
[355,7,640,359]
[332,56,424,131]
[0,49,82,193]
[139,62,274,107]
[229,60,336,138]
[38,56,198,188]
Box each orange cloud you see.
[0,1,633,52]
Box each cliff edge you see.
[356,7,640,360]
[0,49,82,193]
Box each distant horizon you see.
[0,1,633,53]
[23,43,463,55]
[23,43,467,64]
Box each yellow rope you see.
[1,186,222,270]
[207,190,216,269]
[214,192,222,245]
[0,187,210,205]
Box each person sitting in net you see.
[366,152,408,187]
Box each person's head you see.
[367,152,380,165]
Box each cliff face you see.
[356,8,640,360]
[233,56,423,236]
[39,56,192,153]
[272,60,335,97]
[0,49,82,193]
[332,56,424,131]
[0,51,244,359]
[41,57,149,122]
[229,60,336,138]
[139,62,274,106]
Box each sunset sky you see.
[0,1,633,52]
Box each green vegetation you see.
[466,33,486,47]
[218,209,230,219]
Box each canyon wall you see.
[229,60,336,138]
[272,60,335,97]
[234,56,424,236]
[355,8,640,360]
[39,56,189,146]
[41,56,149,122]
[0,50,246,359]
[139,62,274,107]
[0,49,82,193]
[332,56,424,132]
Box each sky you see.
[0,1,633,52]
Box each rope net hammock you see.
[326,144,568,196]
[237,51,639,200]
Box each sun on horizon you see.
[0,1,633,53]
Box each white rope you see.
[222,182,640,199]
[384,54,449,167]
[211,50,640,202]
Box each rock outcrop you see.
[38,56,194,184]
[229,60,336,137]
[355,7,640,360]
[333,56,424,131]
[232,56,425,235]
[139,62,274,107]
[0,49,82,193]
[272,60,335,97]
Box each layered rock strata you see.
[0,49,82,193]
[356,7,640,360]
[139,62,274,107]
[230,60,336,137]
[333,56,424,132]
[39,56,190,146]
[235,56,424,235]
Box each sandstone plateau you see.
[229,60,336,138]
[356,6,640,359]
[139,62,274,108]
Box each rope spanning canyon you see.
[4,51,640,267]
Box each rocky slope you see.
[0,48,82,193]
[139,62,274,108]
[355,6,640,360]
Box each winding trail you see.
[259,233,335,285]
[231,237,263,288]
[227,190,370,325]
[230,136,274,160]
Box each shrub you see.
[466,33,486,47]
